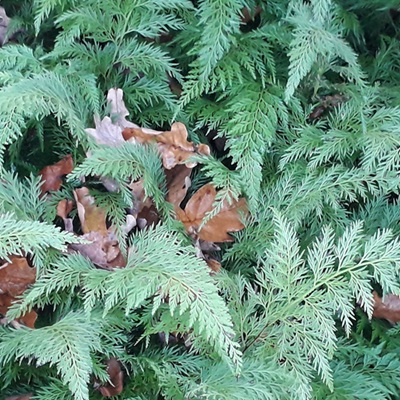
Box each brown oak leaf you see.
[123,122,210,170]
[165,165,191,209]
[0,256,37,328]
[95,357,124,397]
[71,188,126,268]
[177,183,247,242]
[372,291,400,324]
[0,7,10,46]
[70,231,126,269]
[5,394,33,400]
[56,199,74,232]
[74,187,108,235]
[39,154,73,193]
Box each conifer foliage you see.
[1,0,400,399]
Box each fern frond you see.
[0,311,101,400]
[69,142,170,219]
[0,213,79,265]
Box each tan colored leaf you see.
[85,115,125,147]
[165,165,191,208]
[183,183,216,223]
[0,256,37,328]
[56,199,74,219]
[73,187,108,235]
[129,179,153,219]
[122,127,158,144]
[177,183,247,242]
[69,231,126,269]
[0,256,36,297]
[56,199,74,232]
[157,122,210,169]
[39,155,73,193]
[96,357,124,397]
[5,394,33,400]
[123,122,210,170]
[204,256,221,273]
[0,7,10,46]
[200,197,247,242]
[372,291,400,323]
[107,88,136,129]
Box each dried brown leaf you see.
[165,165,191,208]
[177,183,247,242]
[157,122,210,169]
[39,155,73,193]
[0,7,10,46]
[96,357,124,397]
[73,187,108,235]
[56,199,74,219]
[69,231,126,269]
[0,256,37,328]
[200,197,247,242]
[372,291,400,323]
[123,122,210,170]
[85,115,125,147]
[5,394,33,400]
[204,256,221,273]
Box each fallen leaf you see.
[0,7,10,46]
[85,115,125,147]
[69,231,126,269]
[57,199,74,232]
[96,357,124,397]
[165,165,191,208]
[204,256,221,273]
[56,199,74,219]
[73,187,108,235]
[129,179,153,219]
[177,183,247,242]
[5,394,33,400]
[72,188,127,268]
[240,6,262,23]
[0,256,37,328]
[39,155,73,193]
[107,88,141,129]
[372,291,400,324]
[123,122,210,170]
[87,89,209,169]
[158,122,210,169]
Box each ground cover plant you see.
[1,0,400,399]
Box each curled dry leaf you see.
[71,188,126,268]
[0,7,10,46]
[107,88,140,129]
[240,6,262,23]
[372,291,400,324]
[5,394,33,400]
[57,199,74,232]
[177,183,248,242]
[165,165,191,209]
[39,154,73,193]
[96,357,124,397]
[74,187,108,235]
[85,115,125,147]
[123,122,210,169]
[70,231,126,269]
[204,256,222,274]
[0,256,37,328]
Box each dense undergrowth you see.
[1,0,400,399]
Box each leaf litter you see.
[2,88,248,395]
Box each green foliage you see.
[1,0,400,399]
